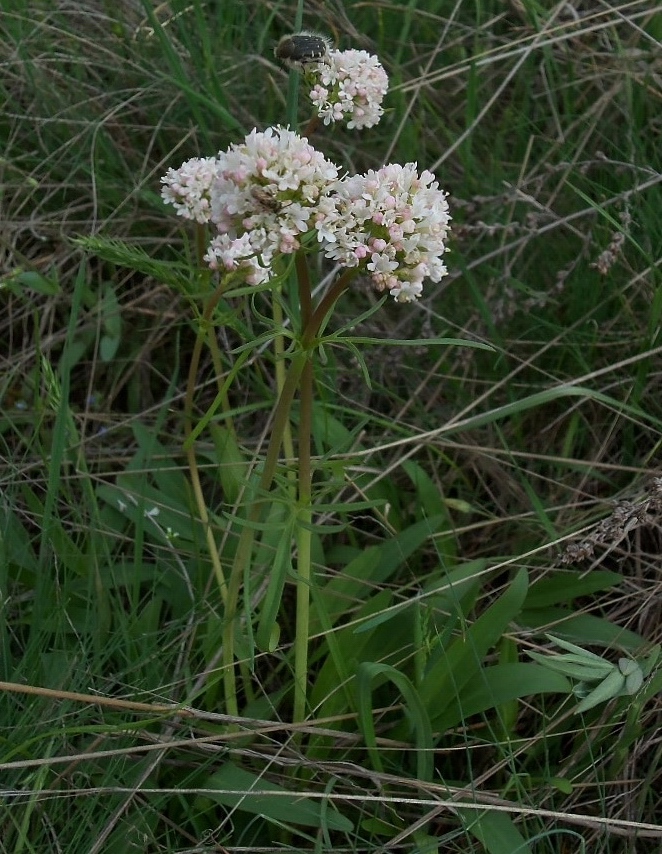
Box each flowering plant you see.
[160,33,460,726]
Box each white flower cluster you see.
[205,127,338,285]
[308,49,388,130]
[161,131,451,301]
[319,164,451,302]
[162,127,338,286]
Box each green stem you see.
[292,251,314,725]
[293,355,313,724]
[222,348,308,719]
[221,260,354,721]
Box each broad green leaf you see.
[99,282,122,362]
[520,608,646,653]
[314,515,445,630]
[97,483,204,549]
[497,637,520,734]
[4,269,60,296]
[355,560,486,635]
[309,589,392,723]
[619,657,639,676]
[402,460,447,518]
[0,505,37,571]
[310,402,361,455]
[22,486,87,576]
[524,570,622,608]
[209,424,246,506]
[255,509,294,652]
[361,816,401,836]
[550,777,574,794]
[623,665,644,695]
[433,663,572,733]
[575,669,626,714]
[205,763,352,832]
[422,559,487,612]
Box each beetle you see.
[274,32,332,68]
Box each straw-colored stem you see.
[272,294,296,479]
[183,275,232,608]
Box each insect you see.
[274,32,332,68]
[251,186,280,212]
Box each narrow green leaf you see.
[545,635,611,663]
[205,763,352,832]
[441,385,662,438]
[527,653,614,682]
[458,808,533,854]
[345,335,494,351]
[256,512,294,652]
[357,662,433,782]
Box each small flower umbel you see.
[308,49,389,130]
[161,142,451,302]
[273,34,388,132]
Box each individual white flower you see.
[160,156,219,224]
[320,162,451,302]
[308,49,388,130]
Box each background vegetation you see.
[1,0,661,851]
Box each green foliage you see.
[1,0,661,852]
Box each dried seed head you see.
[274,32,332,68]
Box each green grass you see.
[1,0,661,851]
